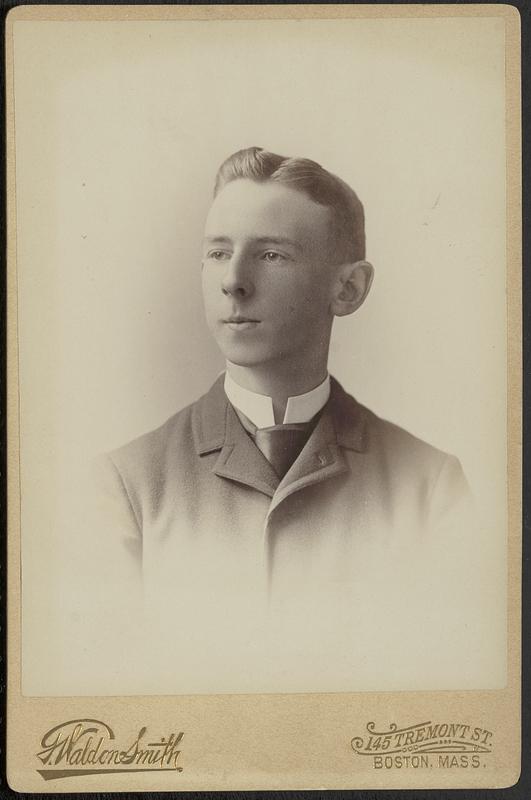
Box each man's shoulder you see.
[365,404,448,463]
[121,403,192,447]
[334,385,469,511]
[103,374,227,483]
[333,380,459,474]
[105,397,200,483]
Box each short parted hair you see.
[213,146,366,263]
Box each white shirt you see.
[224,371,331,429]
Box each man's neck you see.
[226,361,329,424]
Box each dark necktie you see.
[253,423,314,479]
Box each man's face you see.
[201,179,338,370]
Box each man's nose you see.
[221,253,255,298]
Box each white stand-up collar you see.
[224,370,331,429]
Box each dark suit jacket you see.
[88,375,499,692]
[97,375,470,598]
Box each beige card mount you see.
[6,4,521,792]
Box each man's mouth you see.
[223,316,260,331]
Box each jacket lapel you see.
[268,377,369,516]
[191,374,368,505]
[267,407,348,515]
[214,408,279,497]
[192,376,279,497]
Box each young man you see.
[101,146,467,565]
[93,148,483,692]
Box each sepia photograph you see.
[6,4,521,792]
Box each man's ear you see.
[330,260,374,317]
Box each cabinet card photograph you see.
[6,3,521,792]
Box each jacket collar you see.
[192,374,368,499]
[192,374,228,456]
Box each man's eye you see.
[262,251,284,263]
[208,250,230,261]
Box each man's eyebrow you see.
[203,235,302,252]
[203,235,232,245]
[253,236,301,250]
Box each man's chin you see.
[214,341,278,370]
[219,352,270,369]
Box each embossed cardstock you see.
[6,4,521,791]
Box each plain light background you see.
[13,16,508,692]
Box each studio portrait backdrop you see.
[12,15,508,695]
